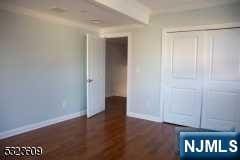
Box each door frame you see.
[161,22,240,122]
[101,32,132,114]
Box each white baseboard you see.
[0,110,86,140]
[127,112,162,122]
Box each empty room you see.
[0,0,240,160]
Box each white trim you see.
[160,22,240,123]
[127,112,161,122]
[0,110,86,140]
[101,32,132,115]
[162,22,240,33]
[101,32,131,38]
[0,2,99,32]
[100,24,144,34]
[160,31,167,123]
[86,34,90,118]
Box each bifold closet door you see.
[163,31,204,128]
[201,28,240,131]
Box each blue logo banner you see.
[180,132,240,160]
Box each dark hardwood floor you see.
[0,97,179,160]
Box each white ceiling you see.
[138,0,240,14]
[1,0,240,30]
[1,0,139,28]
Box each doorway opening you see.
[105,37,128,115]
[86,33,130,118]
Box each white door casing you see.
[163,31,204,128]
[201,28,240,131]
[87,34,106,118]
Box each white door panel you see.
[163,31,204,128]
[87,34,105,118]
[164,87,202,127]
[201,90,240,131]
[171,36,198,79]
[201,29,240,130]
[208,30,240,81]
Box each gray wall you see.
[106,39,127,97]
[104,3,240,119]
[0,10,87,133]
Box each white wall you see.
[0,9,91,133]
[103,3,240,120]
[106,39,127,97]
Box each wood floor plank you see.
[0,97,179,160]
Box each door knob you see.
[87,79,93,83]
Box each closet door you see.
[201,28,240,131]
[163,31,204,128]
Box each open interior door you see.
[87,34,105,118]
